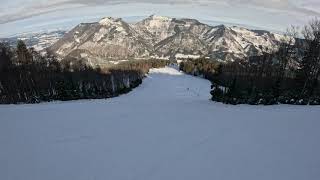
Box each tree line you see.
[180,19,320,105]
[0,41,168,104]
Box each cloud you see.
[0,0,319,24]
[0,0,319,37]
[0,0,84,24]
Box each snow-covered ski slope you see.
[1,67,320,180]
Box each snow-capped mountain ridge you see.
[0,30,66,51]
[50,15,286,65]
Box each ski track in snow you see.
[0,67,320,180]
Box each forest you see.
[0,41,167,104]
[180,19,320,105]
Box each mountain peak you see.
[99,17,123,26]
[148,15,172,21]
[214,24,227,29]
[178,18,200,24]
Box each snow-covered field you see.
[1,67,320,180]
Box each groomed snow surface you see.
[1,67,320,180]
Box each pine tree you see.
[0,42,12,71]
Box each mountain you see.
[50,15,285,66]
[50,17,153,66]
[0,30,66,51]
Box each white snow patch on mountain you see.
[99,17,119,26]
[93,27,108,42]
[175,53,201,59]
[1,67,319,180]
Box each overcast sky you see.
[0,0,319,37]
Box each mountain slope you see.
[50,17,153,63]
[155,31,208,59]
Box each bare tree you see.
[277,26,299,78]
[300,18,320,97]
[270,26,300,97]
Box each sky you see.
[0,0,319,37]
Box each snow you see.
[150,55,170,60]
[231,26,282,53]
[109,61,120,65]
[177,60,184,64]
[99,17,118,26]
[53,16,287,62]
[56,41,74,55]
[115,26,125,32]
[149,67,184,76]
[17,37,29,41]
[175,53,201,59]
[11,31,64,51]
[140,15,174,42]
[99,17,126,32]
[98,17,127,35]
[74,38,80,43]
[80,53,88,58]
[1,67,320,180]
[93,28,108,42]
[109,60,129,65]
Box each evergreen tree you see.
[0,42,12,71]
